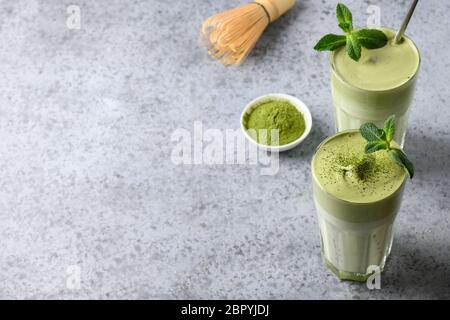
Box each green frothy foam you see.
[313,131,406,203]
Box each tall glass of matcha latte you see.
[330,28,420,147]
[314,3,421,147]
[311,130,407,281]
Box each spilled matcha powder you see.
[244,100,305,146]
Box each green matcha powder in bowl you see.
[241,93,312,152]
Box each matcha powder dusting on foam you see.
[245,100,306,146]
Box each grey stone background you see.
[0,0,448,299]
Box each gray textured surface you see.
[0,0,449,299]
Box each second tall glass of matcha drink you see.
[330,28,420,147]
[312,130,407,281]
[314,3,421,147]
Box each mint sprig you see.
[359,115,415,179]
[313,34,346,51]
[336,2,353,32]
[314,3,388,61]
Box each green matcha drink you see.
[312,130,407,281]
[330,28,420,147]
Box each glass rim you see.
[311,129,407,206]
[329,27,421,94]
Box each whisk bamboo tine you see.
[201,0,296,65]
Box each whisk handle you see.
[254,0,296,22]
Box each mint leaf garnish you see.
[346,34,361,61]
[354,29,388,49]
[359,115,415,179]
[365,141,388,154]
[360,122,385,142]
[313,3,388,61]
[314,34,347,51]
[336,3,353,33]
[389,148,415,179]
[383,115,396,143]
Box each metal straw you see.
[394,0,419,44]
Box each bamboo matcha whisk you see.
[201,0,296,65]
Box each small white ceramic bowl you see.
[240,93,312,152]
